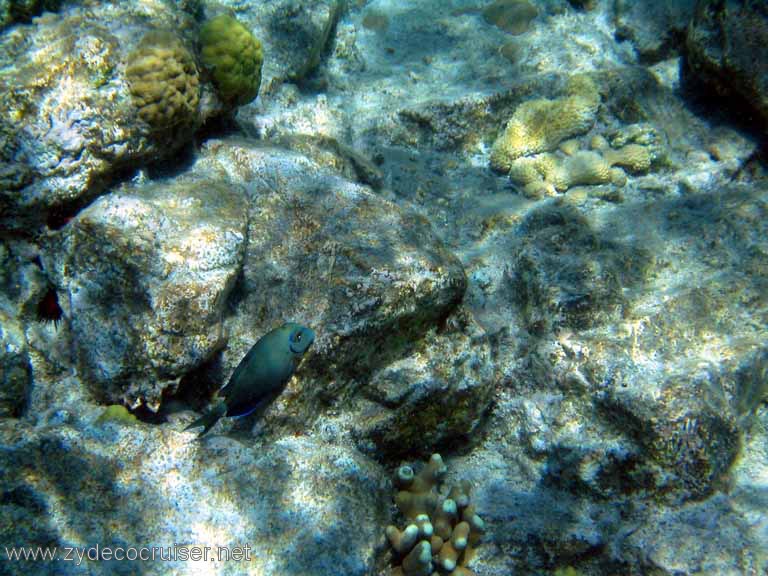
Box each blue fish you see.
[185,322,315,437]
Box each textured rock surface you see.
[0,310,30,417]
[0,417,388,576]
[48,176,248,410]
[686,0,768,129]
[615,494,765,575]
[180,139,467,435]
[0,0,62,31]
[444,181,768,574]
[508,202,655,333]
[350,309,495,459]
[0,1,767,575]
[614,0,696,63]
[0,2,217,231]
[0,240,54,418]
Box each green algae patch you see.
[96,405,139,426]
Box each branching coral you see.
[387,454,484,576]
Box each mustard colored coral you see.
[508,151,619,198]
[490,75,600,172]
[200,14,263,107]
[125,31,200,130]
[503,120,662,197]
[387,454,483,576]
[603,144,652,173]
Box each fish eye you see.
[296,332,302,342]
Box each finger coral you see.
[125,31,200,131]
[387,454,484,576]
[199,14,263,107]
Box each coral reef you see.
[386,454,484,576]
[506,126,661,198]
[490,75,600,172]
[125,30,200,131]
[215,0,343,91]
[0,2,215,231]
[199,14,263,106]
[507,150,623,198]
[1,2,767,576]
[490,74,664,198]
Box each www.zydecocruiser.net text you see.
[5,544,253,566]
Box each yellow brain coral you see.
[200,14,263,107]
[490,75,600,172]
[125,31,200,130]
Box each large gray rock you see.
[44,137,466,425]
[48,176,248,410]
[686,0,768,128]
[183,138,467,436]
[0,417,388,576]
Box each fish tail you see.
[184,401,227,438]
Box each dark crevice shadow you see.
[680,54,768,154]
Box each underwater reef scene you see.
[1,0,767,574]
